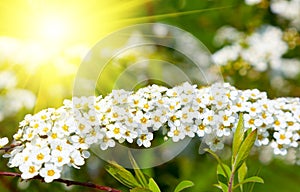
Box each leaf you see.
[232,113,245,163]
[148,178,161,192]
[217,163,231,180]
[130,187,152,192]
[213,182,228,192]
[233,129,257,171]
[174,180,194,192]
[129,152,148,187]
[106,161,141,188]
[233,176,264,189]
[238,162,248,192]
[205,148,229,179]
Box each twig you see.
[0,143,22,152]
[0,171,122,192]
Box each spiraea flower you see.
[3,81,300,182]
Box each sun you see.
[36,14,73,44]
[40,17,69,41]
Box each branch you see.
[0,143,22,152]
[0,171,122,192]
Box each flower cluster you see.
[213,25,300,79]
[0,70,36,122]
[213,25,292,72]
[3,82,300,182]
[245,0,300,29]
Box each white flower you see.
[0,137,8,148]
[69,150,85,169]
[182,123,196,138]
[245,0,262,5]
[106,122,126,140]
[20,163,41,179]
[151,110,167,131]
[195,119,211,137]
[99,135,115,150]
[122,129,138,143]
[271,141,288,156]
[274,130,293,145]
[203,110,217,126]
[217,110,236,127]
[167,127,185,142]
[205,135,225,151]
[255,130,270,146]
[39,163,61,183]
[137,132,153,147]
[135,111,152,130]
[30,147,51,165]
[51,150,70,167]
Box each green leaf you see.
[106,161,141,188]
[233,129,257,171]
[130,187,152,192]
[205,148,229,179]
[213,182,228,192]
[232,113,245,163]
[233,176,264,189]
[217,163,231,180]
[174,180,194,192]
[238,162,248,192]
[129,152,148,187]
[148,178,161,192]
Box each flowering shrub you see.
[1,81,300,183]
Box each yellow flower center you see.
[58,156,63,163]
[140,117,147,124]
[47,170,55,176]
[274,120,280,126]
[198,124,205,130]
[113,128,120,134]
[113,113,119,118]
[280,134,286,140]
[144,103,149,109]
[62,124,69,131]
[248,119,255,125]
[173,130,180,136]
[37,153,44,160]
[29,166,36,174]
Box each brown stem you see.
[228,171,234,192]
[0,171,122,192]
[0,143,22,152]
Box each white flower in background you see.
[39,163,61,183]
[271,0,300,29]
[212,25,297,75]
[0,71,16,89]
[212,45,241,66]
[245,0,262,5]
[213,26,244,46]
